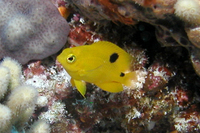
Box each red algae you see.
[144,62,174,93]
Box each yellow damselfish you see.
[57,41,137,97]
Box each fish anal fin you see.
[96,82,123,93]
[73,79,86,98]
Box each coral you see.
[0,66,10,99]
[1,57,22,91]
[67,0,176,23]
[174,0,200,25]
[36,96,48,107]
[0,0,199,132]
[98,0,135,24]
[39,101,67,124]
[23,60,72,126]
[0,104,11,132]
[143,62,174,93]
[0,0,70,64]
[0,57,49,132]
[173,104,200,132]
[7,85,38,127]
[185,26,200,49]
[65,0,200,77]
[28,120,50,133]
[68,14,102,46]
[23,13,200,132]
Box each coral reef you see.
[22,47,200,132]
[20,9,200,132]
[174,0,200,25]
[66,0,200,77]
[28,120,51,133]
[0,104,11,132]
[0,0,69,64]
[1,0,200,132]
[173,104,200,132]
[67,14,103,46]
[0,57,49,132]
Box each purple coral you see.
[0,0,69,64]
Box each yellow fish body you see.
[57,41,137,97]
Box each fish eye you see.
[67,54,76,63]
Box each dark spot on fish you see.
[110,53,119,63]
[120,72,125,77]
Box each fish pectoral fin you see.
[96,82,123,93]
[70,78,75,87]
[73,79,86,98]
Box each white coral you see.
[0,66,10,99]
[0,104,12,132]
[0,57,38,132]
[174,0,200,24]
[28,120,50,133]
[1,57,22,90]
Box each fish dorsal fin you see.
[91,41,133,69]
[91,41,126,56]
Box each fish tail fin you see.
[123,70,147,89]
[123,71,138,88]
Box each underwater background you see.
[0,0,200,132]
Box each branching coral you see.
[28,120,51,133]
[0,0,70,64]
[23,60,72,126]
[1,57,22,91]
[0,66,10,99]
[0,57,49,132]
[0,104,11,132]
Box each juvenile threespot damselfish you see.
[57,41,137,97]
